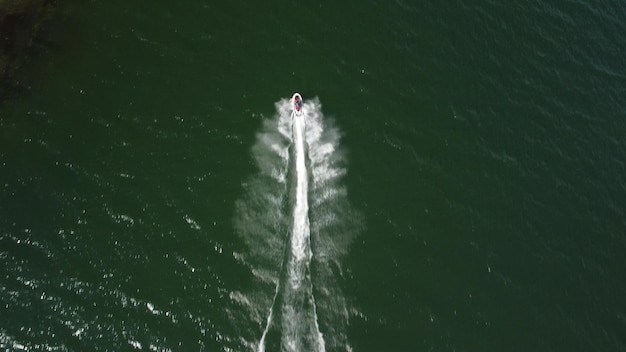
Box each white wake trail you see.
[258,101,326,352]
[257,102,293,352]
[291,113,310,265]
[283,112,326,352]
[243,97,358,352]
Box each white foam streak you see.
[291,114,309,264]
[258,282,280,352]
[249,96,357,352]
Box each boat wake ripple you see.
[233,97,361,352]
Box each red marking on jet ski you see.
[292,93,303,116]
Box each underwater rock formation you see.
[0,0,56,101]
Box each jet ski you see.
[292,93,303,116]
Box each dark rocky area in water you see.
[0,0,56,102]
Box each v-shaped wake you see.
[258,99,325,352]
[233,96,360,352]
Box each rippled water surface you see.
[1,0,625,351]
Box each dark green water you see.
[1,0,625,351]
